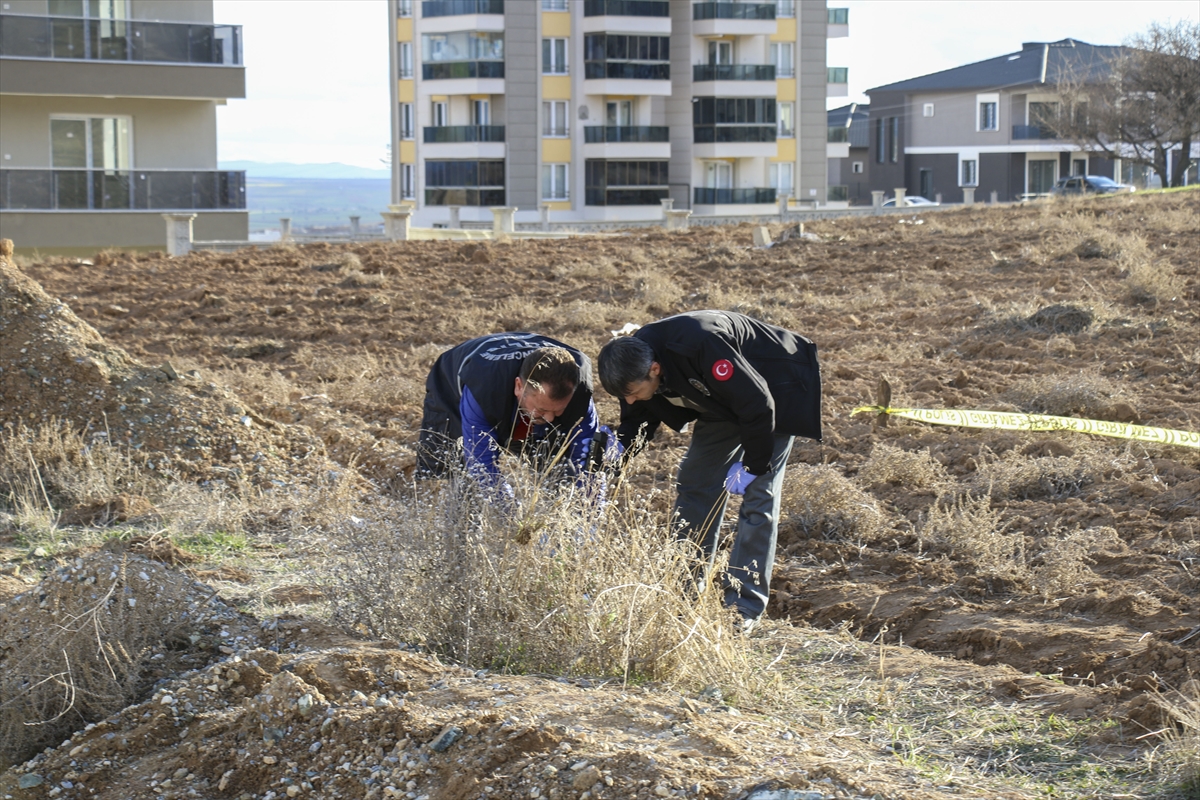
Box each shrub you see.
[779,464,891,543]
[968,446,1093,500]
[919,493,1025,583]
[1030,525,1121,599]
[998,372,1130,418]
[858,443,950,489]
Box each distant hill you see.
[220,160,391,180]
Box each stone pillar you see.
[778,193,790,219]
[540,203,551,232]
[448,206,461,229]
[990,190,999,204]
[665,209,692,231]
[491,206,517,235]
[349,216,360,234]
[934,193,942,204]
[962,187,975,205]
[751,226,772,247]
[660,197,674,221]
[279,217,292,242]
[162,213,196,256]
[871,190,885,214]
[381,208,411,241]
[893,188,907,207]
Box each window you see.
[398,42,414,78]
[432,101,448,127]
[770,42,793,78]
[425,160,506,205]
[585,159,669,205]
[397,0,413,16]
[888,117,898,163]
[606,100,632,126]
[543,100,568,136]
[977,93,999,131]
[400,163,415,199]
[960,158,977,186]
[542,163,568,200]
[852,161,864,174]
[542,0,567,8]
[584,34,670,80]
[769,162,794,197]
[472,99,490,126]
[923,103,934,117]
[875,118,884,164]
[705,161,732,189]
[777,0,796,17]
[708,40,732,66]
[777,102,794,137]
[51,116,131,170]
[400,103,414,139]
[543,37,568,74]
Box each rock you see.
[429,725,462,753]
[572,765,602,791]
[19,774,45,788]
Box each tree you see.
[1051,22,1199,188]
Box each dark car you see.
[1051,175,1135,196]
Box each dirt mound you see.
[0,246,331,488]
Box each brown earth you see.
[1,191,1198,799]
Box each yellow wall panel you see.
[542,75,571,100]
[776,78,796,100]
[772,138,796,162]
[399,80,415,102]
[542,138,572,161]
[542,12,570,36]
[545,201,571,211]
[399,141,416,163]
[771,18,796,42]
[397,18,413,40]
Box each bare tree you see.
[1051,22,1199,188]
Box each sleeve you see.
[564,399,600,475]
[697,337,776,475]
[461,386,502,482]
[615,396,661,460]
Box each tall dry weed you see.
[968,446,1095,500]
[919,493,1025,582]
[1158,681,1200,796]
[1125,261,1183,305]
[780,464,891,543]
[998,371,1131,418]
[1030,525,1121,599]
[858,443,950,489]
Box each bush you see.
[779,464,891,543]
[858,443,950,489]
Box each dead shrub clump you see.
[1125,261,1183,305]
[1030,525,1121,599]
[780,464,891,543]
[339,269,387,289]
[858,443,950,489]
[999,371,1129,418]
[919,493,1026,584]
[1025,304,1095,334]
[968,446,1094,500]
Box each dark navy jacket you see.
[615,311,821,475]
[423,333,598,478]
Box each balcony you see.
[827,66,848,98]
[583,0,669,16]
[424,125,505,143]
[827,185,849,202]
[693,187,776,205]
[1013,125,1059,140]
[583,60,671,95]
[422,0,503,16]
[693,64,775,82]
[692,2,776,36]
[693,125,776,158]
[583,126,669,159]
[827,126,848,143]
[827,7,849,37]
[421,59,505,93]
[0,169,245,211]
[425,188,506,206]
[585,188,669,206]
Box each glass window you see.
[542,163,568,199]
[770,42,793,78]
[543,101,568,136]
[399,42,413,78]
[397,0,414,17]
[51,115,130,169]
[979,101,998,131]
[542,37,567,74]
[400,103,414,139]
[852,161,863,174]
[432,101,447,127]
[961,159,977,186]
[541,0,567,8]
[401,164,415,198]
[769,162,793,196]
[777,102,794,137]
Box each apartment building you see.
[388,0,847,226]
[0,0,247,252]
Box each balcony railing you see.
[423,125,506,143]
[424,188,505,206]
[693,2,776,20]
[585,188,669,206]
[827,126,849,143]
[694,126,777,143]
[583,0,670,16]
[583,126,669,143]
[584,61,669,80]
[778,0,796,17]
[827,7,848,24]
[694,187,776,204]
[693,64,775,81]
[827,67,848,84]
[1013,124,1059,140]
[422,60,504,80]
[827,185,849,202]
[0,13,241,65]
[421,0,503,17]
[0,169,245,211]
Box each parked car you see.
[881,196,940,207]
[1051,175,1135,196]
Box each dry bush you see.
[339,269,386,289]
[998,371,1130,418]
[1159,681,1200,796]
[1025,303,1096,334]
[1030,525,1121,599]
[968,446,1094,501]
[1125,260,1183,305]
[630,269,685,313]
[858,443,950,489]
[780,464,891,543]
[339,251,364,271]
[295,349,434,407]
[0,551,235,769]
[919,493,1025,582]
[325,462,770,701]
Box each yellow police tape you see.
[851,405,1200,450]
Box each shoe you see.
[736,615,759,637]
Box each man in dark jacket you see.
[597,311,821,628]
[417,332,600,486]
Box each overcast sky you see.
[213,0,1199,169]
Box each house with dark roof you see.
[865,39,1124,203]
[826,103,869,204]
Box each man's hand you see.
[724,462,756,495]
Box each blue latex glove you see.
[724,462,756,495]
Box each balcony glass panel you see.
[827,67,848,84]
[582,0,669,16]
[827,7,848,24]
[422,61,504,80]
[827,126,848,143]
[421,0,503,17]
[693,126,776,143]
[424,188,506,206]
[583,61,669,80]
[694,187,776,204]
[0,14,241,64]
[777,0,796,16]
[693,64,775,81]
[827,185,848,201]
[693,2,775,20]
[583,126,669,143]
[1012,125,1059,140]
[0,169,245,210]
[585,188,668,206]
[423,125,506,143]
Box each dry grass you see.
[998,371,1131,418]
[858,443,950,489]
[780,464,891,543]
[1126,260,1184,305]
[1158,681,1200,796]
[1030,525,1121,599]
[968,446,1095,500]
[919,493,1024,582]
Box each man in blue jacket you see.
[597,311,821,629]
[417,332,600,487]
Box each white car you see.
[882,196,940,208]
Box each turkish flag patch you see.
[712,359,734,381]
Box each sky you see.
[213,0,1199,170]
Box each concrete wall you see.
[906,152,957,201]
[866,90,905,195]
[504,0,537,209]
[0,95,219,168]
[0,210,247,251]
[0,59,244,100]
[3,1,216,23]
[796,0,825,203]
[979,152,1024,201]
[666,0,693,208]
